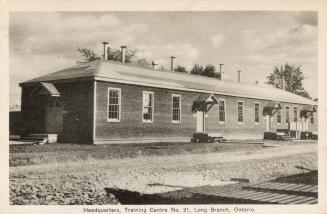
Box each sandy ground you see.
[10,143,317,205]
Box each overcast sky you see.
[9,11,318,106]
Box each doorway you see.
[265,114,271,131]
[196,111,205,132]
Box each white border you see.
[93,81,97,140]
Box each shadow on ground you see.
[105,170,318,204]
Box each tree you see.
[202,64,220,79]
[190,64,221,79]
[266,63,311,99]
[132,58,152,69]
[190,64,204,75]
[175,65,188,73]
[106,47,137,63]
[77,48,101,63]
[77,47,137,64]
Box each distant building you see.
[19,59,318,144]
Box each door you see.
[265,114,271,131]
[196,111,205,132]
[46,97,63,133]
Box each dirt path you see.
[10,143,317,205]
[11,143,316,174]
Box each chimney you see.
[170,56,175,71]
[219,64,224,80]
[102,42,108,59]
[151,61,157,69]
[121,45,127,63]
[237,70,241,82]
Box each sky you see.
[9,11,318,106]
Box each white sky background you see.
[9,11,318,106]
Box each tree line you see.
[77,47,312,99]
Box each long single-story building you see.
[19,59,318,144]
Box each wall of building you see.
[21,85,47,134]
[95,81,198,142]
[56,81,94,143]
[95,80,318,142]
[21,80,94,143]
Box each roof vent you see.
[102,42,108,60]
[170,56,175,71]
[121,45,127,63]
[237,70,242,82]
[219,64,223,80]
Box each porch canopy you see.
[29,82,60,97]
[192,93,219,112]
[263,101,282,116]
[300,105,317,118]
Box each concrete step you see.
[21,134,58,143]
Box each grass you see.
[9,140,317,167]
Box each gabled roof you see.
[21,59,317,106]
[29,82,60,96]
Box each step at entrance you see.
[21,134,58,143]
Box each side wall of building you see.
[21,80,94,143]
[95,81,318,143]
[55,81,94,143]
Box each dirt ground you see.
[9,141,317,205]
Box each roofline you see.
[19,76,94,87]
[94,76,317,106]
[18,71,317,106]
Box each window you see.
[311,113,314,124]
[172,94,181,123]
[107,88,121,122]
[293,107,298,122]
[218,99,226,123]
[143,91,154,122]
[254,103,260,123]
[237,101,244,124]
[277,110,281,125]
[285,106,290,124]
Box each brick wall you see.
[95,80,318,142]
[21,81,94,143]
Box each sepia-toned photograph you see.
[8,10,319,207]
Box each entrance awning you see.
[192,94,219,112]
[29,82,60,97]
[300,105,317,118]
[263,101,282,115]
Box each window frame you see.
[237,101,244,124]
[172,94,182,123]
[107,87,121,122]
[285,105,290,125]
[276,109,282,125]
[142,91,154,123]
[254,102,260,124]
[293,106,298,123]
[218,99,226,124]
